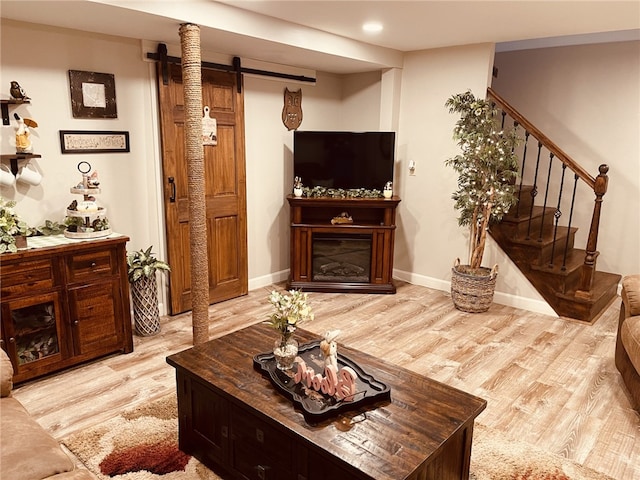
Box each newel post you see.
[576,164,608,299]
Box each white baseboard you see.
[249,269,289,291]
[246,267,557,316]
[245,268,558,317]
[393,268,557,317]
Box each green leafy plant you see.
[64,216,85,232]
[63,216,110,233]
[303,186,383,198]
[91,217,110,231]
[0,197,31,253]
[265,289,314,344]
[126,246,171,283]
[445,90,521,272]
[36,219,66,236]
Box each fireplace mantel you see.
[286,195,400,294]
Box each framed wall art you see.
[59,130,130,154]
[68,70,117,118]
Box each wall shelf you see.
[1,99,30,125]
[0,154,41,176]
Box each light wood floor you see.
[12,281,640,479]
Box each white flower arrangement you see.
[0,197,30,253]
[265,289,314,342]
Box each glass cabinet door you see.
[1,291,66,378]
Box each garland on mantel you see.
[302,186,383,198]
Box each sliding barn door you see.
[157,63,248,315]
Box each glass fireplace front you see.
[312,233,372,283]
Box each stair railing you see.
[487,87,608,297]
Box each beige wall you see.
[0,20,380,313]
[340,71,382,130]
[392,43,553,314]
[493,41,640,278]
[0,20,159,247]
[2,18,636,317]
[243,72,344,288]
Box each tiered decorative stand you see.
[64,162,111,239]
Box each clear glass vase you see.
[273,336,299,370]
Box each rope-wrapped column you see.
[180,23,209,345]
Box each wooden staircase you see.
[486,88,620,323]
[490,187,620,322]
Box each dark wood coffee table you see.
[167,323,486,480]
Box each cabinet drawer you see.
[231,405,294,474]
[66,249,116,282]
[1,259,56,297]
[232,441,296,480]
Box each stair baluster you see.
[549,163,567,268]
[562,174,580,272]
[526,142,543,241]
[538,153,554,243]
[516,131,530,218]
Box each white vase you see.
[293,187,303,197]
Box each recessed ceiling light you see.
[362,22,383,34]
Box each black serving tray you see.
[253,340,391,422]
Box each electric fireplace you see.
[287,195,400,294]
[312,234,371,283]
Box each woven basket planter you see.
[451,258,498,313]
[131,275,161,336]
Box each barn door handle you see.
[168,177,176,203]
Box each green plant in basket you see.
[126,246,171,283]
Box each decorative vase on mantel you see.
[273,334,299,370]
[293,176,303,197]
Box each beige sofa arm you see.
[1,349,13,397]
[622,275,640,318]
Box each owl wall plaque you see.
[282,88,302,131]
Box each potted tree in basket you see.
[444,90,521,312]
[127,246,170,336]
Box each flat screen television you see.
[293,131,395,191]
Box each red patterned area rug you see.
[62,394,613,480]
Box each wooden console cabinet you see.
[0,235,133,383]
[287,195,400,294]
